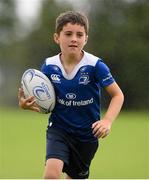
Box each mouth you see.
[68,45,78,48]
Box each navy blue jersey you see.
[41,51,115,142]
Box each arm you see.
[92,82,124,138]
[18,87,40,112]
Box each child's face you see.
[54,23,88,56]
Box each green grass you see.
[0,107,48,179]
[90,111,149,179]
[0,108,149,179]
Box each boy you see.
[18,11,124,179]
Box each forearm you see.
[92,83,124,139]
[103,93,124,123]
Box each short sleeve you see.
[41,60,47,73]
[94,59,115,87]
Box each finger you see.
[26,96,35,102]
[101,130,110,138]
[101,133,107,138]
[28,100,40,112]
[92,125,99,135]
[30,106,40,112]
[94,127,105,138]
[18,88,26,99]
[32,102,41,112]
[94,125,109,138]
[18,88,23,99]
[92,123,103,134]
[100,129,110,138]
[19,87,24,95]
[26,99,36,107]
[92,121,99,129]
[94,130,103,138]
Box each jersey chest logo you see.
[66,93,76,100]
[51,74,61,83]
[79,74,90,85]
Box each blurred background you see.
[0,0,149,109]
[0,0,149,178]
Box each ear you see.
[84,35,88,45]
[53,33,60,44]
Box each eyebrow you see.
[64,31,84,34]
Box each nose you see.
[71,34,77,42]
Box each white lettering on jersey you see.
[57,97,93,107]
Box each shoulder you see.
[45,54,60,66]
[83,51,101,67]
[41,54,61,75]
[83,51,109,73]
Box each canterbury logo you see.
[51,74,60,82]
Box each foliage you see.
[0,0,72,106]
[86,0,149,109]
[0,0,17,45]
[0,0,149,109]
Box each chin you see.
[69,48,81,54]
[68,50,78,55]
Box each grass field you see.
[0,107,149,179]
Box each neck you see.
[60,51,84,65]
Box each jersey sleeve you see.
[94,59,115,87]
[40,60,50,78]
[41,60,47,73]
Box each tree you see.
[0,0,73,106]
[17,0,73,68]
[0,0,17,45]
[85,0,149,109]
[0,0,19,106]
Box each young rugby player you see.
[18,11,124,179]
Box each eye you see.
[65,32,72,36]
[77,33,84,37]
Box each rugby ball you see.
[21,69,55,113]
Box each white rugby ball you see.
[21,69,55,113]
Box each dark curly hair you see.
[55,11,89,35]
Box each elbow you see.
[120,90,124,106]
